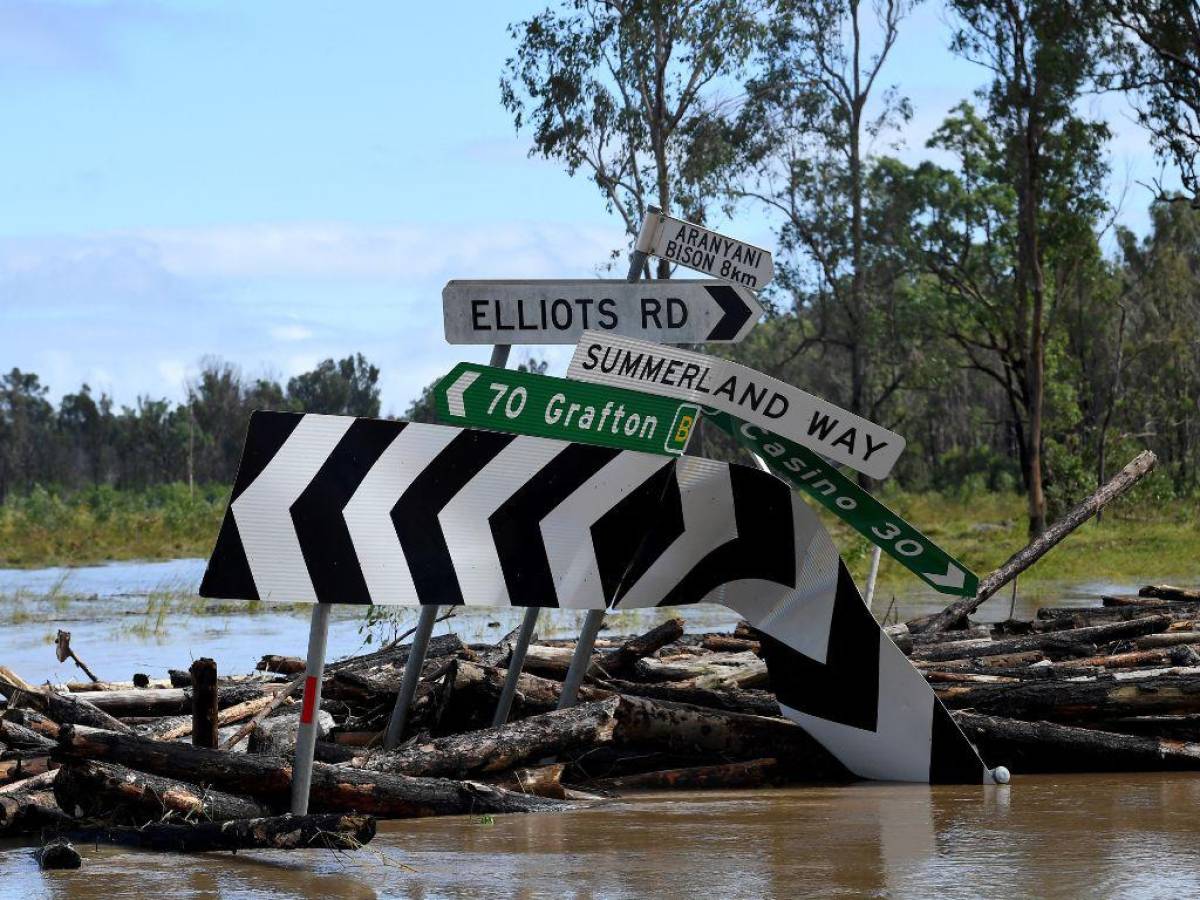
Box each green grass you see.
[0,483,226,568]
[831,489,1199,596]
[0,483,1195,599]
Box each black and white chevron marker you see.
[201,410,993,784]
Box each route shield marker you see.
[566,331,905,480]
[636,209,774,289]
[442,279,762,345]
[435,362,700,456]
[707,411,978,598]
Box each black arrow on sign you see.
[704,284,755,341]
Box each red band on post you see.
[300,675,318,725]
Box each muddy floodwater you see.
[0,560,1197,897]
[0,776,1197,898]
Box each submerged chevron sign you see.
[200,410,993,784]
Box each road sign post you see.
[442,279,761,345]
[566,332,906,480]
[290,600,331,815]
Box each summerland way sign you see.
[567,332,905,480]
[636,208,774,289]
[434,362,700,456]
[442,279,762,345]
[706,411,979,598]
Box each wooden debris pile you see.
[0,582,1196,861]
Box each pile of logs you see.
[0,582,1198,862]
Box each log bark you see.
[257,655,305,674]
[0,680,133,734]
[913,651,1047,671]
[155,694,280,742]
[613,696,849,779]
[601,618,685,674]
[56,726,566,819]
[935,673,1200,720]
[444,661,611,727]
[2,709,59,739]
[1037,602,1200,624]
[37,839,81,869]
[954,711,1200,772]
[633,651,763,684]
[490,763,566,799]
[0,719,56,753]
[78,684,270,718]
[354,698,619,778]
[910,450,1157,632]
[190,658,218,750]
[0,789,73,836]
[590,758,781,792]
[54,759,272,823]
[700,635,760,654]
[912,615,1172,663]
[598,678,780,718]
[1136,633,1200,650]
[65,813,376,852]
[1140,585,1200,602]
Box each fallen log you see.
[954,711,1200,772]
[492,763,566,799]
[700,635,760,654]
[1136,632,1200,650]
[633,651,762,684]
[154,693,281,742]
[613,696,849,779]
[1037,602,1200,624]
[910,450,1157,633]
[590,757,781,792]
[54,759,272,823]
[912,651,1047,671]
[2,709,59,739]
[354,698,619,778]
[935,673,1200,720]
[601,618,685,675]
[0,719,56,753]
[37,839,81,870]
[0,678,133,734]
[1140,585,1200,602]
[257,655,305,674]
[65,813,376,852]
[0,789,73,836]
[77,684,271,718]
[56,726,566,818]
[913,615,1172,663]
[0,756,52,784]
[443,661,611,727]
[598,678,780,718]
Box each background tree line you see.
[501,0,1200,533]
[1,0,1196,540]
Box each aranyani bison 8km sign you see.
[636,208,774,289]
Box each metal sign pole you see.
[556,232,653,711]
[864,545,883,611]
[384,342,513,748]
[290,601,331,814]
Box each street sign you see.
[566,332,905,480]
[635,209,774,289]
[199,410,990,785]
[442,279,762,345]
[434,362,700,456]
[706,411,978,597]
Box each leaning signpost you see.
[634,206,774,288]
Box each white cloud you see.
[269,324,313,342]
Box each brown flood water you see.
[3,774,1198,899]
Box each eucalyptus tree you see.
[501,0,769,274]
[1105,0,1200,205]
[728,0,919,477]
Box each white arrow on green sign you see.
[434,362,701,456]
[706,411,979,598]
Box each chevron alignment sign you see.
[199,410,991,784]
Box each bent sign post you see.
[566,331,906,480]
[706,411,978,597]
[435,362,699,456]
[442,279,762,345]
[635,207,774,289]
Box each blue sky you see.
[0,0,1162,413]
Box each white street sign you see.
[442,279,762,345]
[636,209,774,289]
[567,331,905,479]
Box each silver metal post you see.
[864,545,883,611]
[383,603,438,749]
[558,608,605,709]
[554,234,652,712]
[492,606,540,726]
[290,601,331,815]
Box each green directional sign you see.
[435,362,701,456]
[706,411,979,598]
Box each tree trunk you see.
[935,673,1200,720]
[55,725,566,819]
[354,698,619,779]
[65,813,376,852]
[589,757,781,792]
[54,759,271,823]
